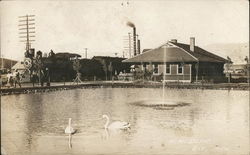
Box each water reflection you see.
[1,88,249,154]
[23,94,45,150]
[68,134,72,149]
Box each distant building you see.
[0,58,17,70]
[55,52,81,60]
[123,38,230,83]
[224,63,250,82]
[92,56,131,80]
[11,61,30,82]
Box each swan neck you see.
[104,116,109,129]
[68,119,71,127]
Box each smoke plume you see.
[127,21,135,28]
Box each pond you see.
[1,88,249,155]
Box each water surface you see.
[1,88,249,155]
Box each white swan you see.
[102,115,130,130]
[65,118,76,134]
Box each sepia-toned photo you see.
[0,0,249,154]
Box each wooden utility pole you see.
[123,33,134,58]
[18,15,35,51]
[128,33,131,58]
[19,15,36,84]
[1,54,4,69]
[109,62,112,81]
[85,48,88,59]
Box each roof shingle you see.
[171,42,229,63]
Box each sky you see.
[0,0,249,61]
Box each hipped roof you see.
[171,42,229,63]
[123,46,197,63]
[123,41,229,63]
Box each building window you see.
[166,64,170,74]
[153,64,159,74]
[177,64,183,74]
[143,63,146,71]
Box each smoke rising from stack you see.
[126,21,135,28]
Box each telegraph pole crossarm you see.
[18,14,36,51]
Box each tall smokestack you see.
[137,39,140,55]
[126,21,136,57]
[133,27,136,56]
[190,37,195,52]
[128,33,131,58]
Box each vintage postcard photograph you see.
[0,0,249,155]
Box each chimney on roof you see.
[190,37,195,52]
[137,39,141,55]
[170,39,177,43]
